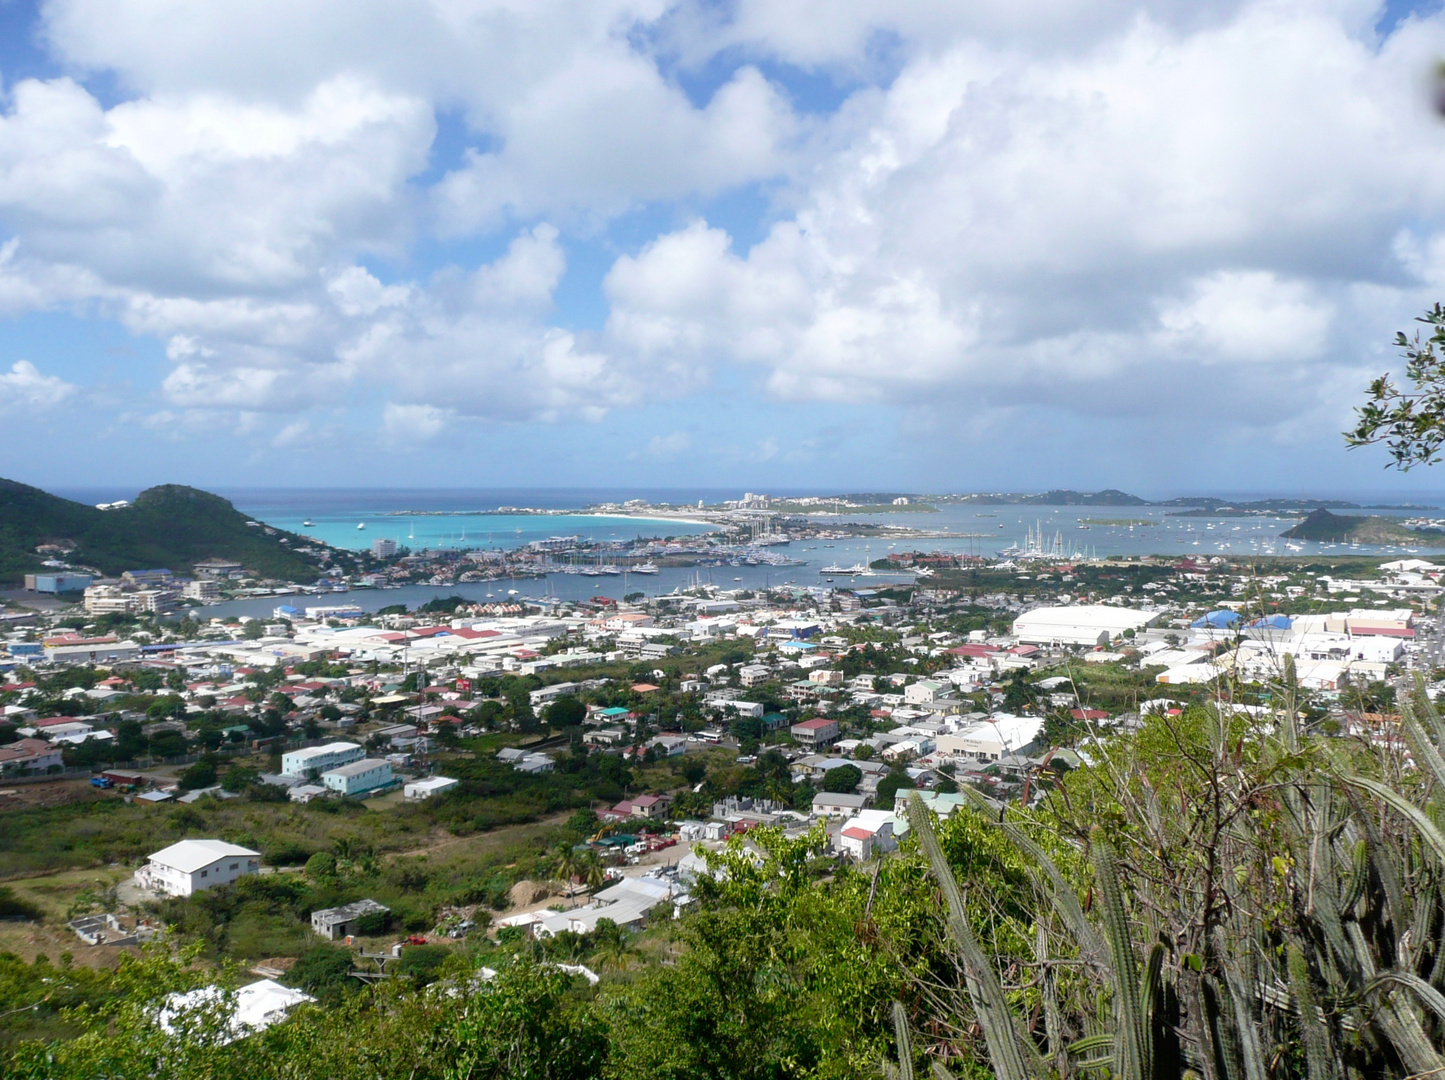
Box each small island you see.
[1279,507,1445,546]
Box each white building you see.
[837,809,897,860]
[281,742,364,778]
[404,776,459,799]
[159,978,313,1043]
[937,715,1044,762]
[738,664,772,687]
[903,678,945,704]
[137,839,261,897]
[1013,605,1159,647]
[320,758,394,796]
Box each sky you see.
[5,0,1445,498]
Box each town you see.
[1,530,1437,1049]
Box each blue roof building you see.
[1191,610,1240,629]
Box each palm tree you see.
[551,843,583,898]
[579,849,607,892]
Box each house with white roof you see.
[137,839,261,897]
[936,715,1044,763]
[159,978,313,1043]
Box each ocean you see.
[49,486,1438,621]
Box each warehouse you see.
[1012,605,1159,647]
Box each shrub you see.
[0,886,42,921]
[394,944,449,985]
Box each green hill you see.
[1279,507,1445,546]
[0,479,330,584]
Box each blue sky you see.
[4,0,1445,499]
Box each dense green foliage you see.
[0,478,326,583]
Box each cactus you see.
[886,670,1445,1079]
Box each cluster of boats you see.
[551,561,660,576]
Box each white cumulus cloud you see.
[0,360,77,409]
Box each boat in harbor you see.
[632,562,659,574]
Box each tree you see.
[820,764,861,794]
[552,843,584,897]
[286,943,356,1006]
[305,851,338,880]
[176,756,218,791]
[546,695,586,729]
[220,765,259,792]
[1349,303,1445,467]
[875,764,911,803]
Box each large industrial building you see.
[1012,604,1160,647]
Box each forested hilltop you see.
[9,677,1445,1079]
[0,479,326,583]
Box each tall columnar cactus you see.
[886,671,1445,1079]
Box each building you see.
[791,717,840,749]
[836,809,897,860]
[281,741,364,778]
[937,715,1044,762]
[122,569,175,589]
[628,794,672,819]
[311,899,390,939]
[23,573,93,594]
[738,664,772,688]
[183,579,221,601]
[371,538,398,558]
[903,679,944,704]
[159,979,312,1043]
[194,559,243,578]
[42,635,142,663]
[812,791,870,817]
[404,775,459,799]
[137,839,261,897]
[320,758,394,796]
[0,738,64,775]
[1013,605,1159,647]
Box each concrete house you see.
[137,839,261,897]
[320,758,394,796]
[311,899,390,940]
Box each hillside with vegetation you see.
[9,675,1445,1078]
[0,479,328,583]
[1279,506,1445,545]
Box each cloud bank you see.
[0,0,1442,477]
